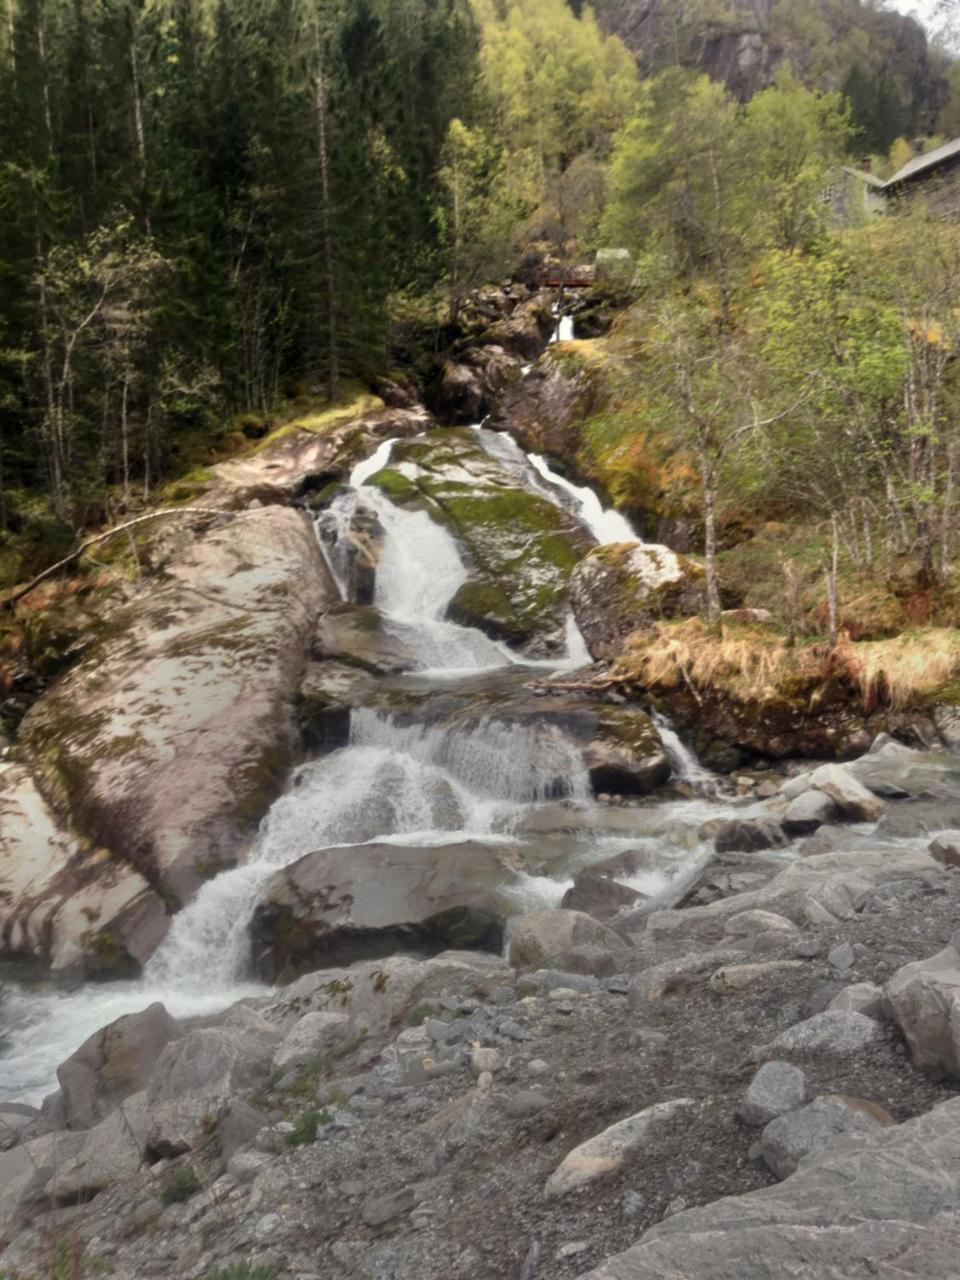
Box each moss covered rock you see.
[369,429,595,656]
[571,542,706,661]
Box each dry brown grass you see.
[831,629,960,709]
[614,618,960,711]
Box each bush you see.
[284,1109,331,1148]
[159,1165,201,1205]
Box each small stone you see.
[829,942,857,972]
[829,983,885,1021]
[929,831,960,869]
[544,1099,696,1197]
[527,1059,550,1077]
[255,1213,283,1239]
[556,1242,590,1260]
[710,961,805,994]
[740,1061,807,1127]
[226,1151,270,1183]
[470,1046,502,1077]
[477,1071,493,1092]
[548,987,581,1001]
[622,1190,645,1217]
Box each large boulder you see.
[250,841,519,980]
[263,952,512,1044]
[56,1002,180,1130]
[367,428,595,656]
[0,765,168,979]
[19,507,337,915]
[45,1092,151,1206]
[758,1095,893,1180]
[561,874,645,920]
[576,1096,960,1280]
[508,909,625,971]
[144,1012,279,1156]
[208,403,433,508]
[571,542,705,661]
[313,603,421,675]
[885,941,960,1076]
[807,764,886,823]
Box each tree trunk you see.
[825,512,839,648]
[700,448,721,623]
[312,22,339,401]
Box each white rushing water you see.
[527,453,637,545]
[0,424,709,1105]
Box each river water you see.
[0,420,739,1107]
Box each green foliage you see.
[284,1108,332,1147]
[159,1165,201,1205]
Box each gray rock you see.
[758,1010,884,1060]
[508,910,624,971]
[723,909,797,938]
[886,942,960,1075]
[578,1097,960,1280]
[740,1062,807,1128]
[0,1106,39,1151]
[272,1012,350,1073]
[759,1095,890,1180]
[56,1002,180,1130]
[929,831,960,869]
[45,1093,150,1205]
[783,790,839,835]
[526,969,602,994]
[362,1186,416,1227]
[561,874,645,920]
[808,764,886,822]
[828,983,886,1021]
[713,819,788,854]
[545,1098,696,1197]
[829,942,857,972]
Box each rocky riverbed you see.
[3,332,960,1279]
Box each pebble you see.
[829,942,857,972]
[556,1242,590,1259]
[471,1046,502,1076]
[254,1213,283,1240]
[477,1070,494,1091]
[548,988,581,1001]
[527,1059,550,1077]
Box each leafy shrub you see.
[159,1165,201,1205]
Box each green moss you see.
[368,466,419,505]
[250,385,383,455]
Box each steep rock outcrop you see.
[19,507,337,916]
[571,542,705,661]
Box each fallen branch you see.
[2,506,233,609]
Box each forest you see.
[2,0,960,610]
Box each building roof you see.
[842,166,886,188]
[886,138,960,187]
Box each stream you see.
[1,323,934,1110]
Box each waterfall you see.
[0,425,721,1107]
[652,712,715,787]
[527,453,637,545]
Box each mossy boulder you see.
[368,429,596,656]
[571,541,706,661]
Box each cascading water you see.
[0,424,719,1106]
[527,453,637,545]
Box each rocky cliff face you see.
[593,0,939,112]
